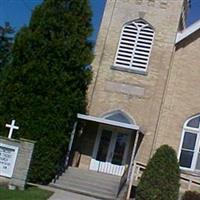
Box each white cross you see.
[5,120,19,139]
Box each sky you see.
[0,0,199,42]
[0,0,106,42]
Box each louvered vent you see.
[114,20,154,73]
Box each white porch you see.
[52,111,144,199]
[67,111,143,180]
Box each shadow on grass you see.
[0,185,53,200]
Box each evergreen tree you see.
[0,0,93,184]
[0,22,14,68]
[136,145,180,200]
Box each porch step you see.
[61,167,120,185]
[66,167,121,180]
[58,176,117,191]
[50,167,121,200]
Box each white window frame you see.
[178,115,200,172]
[113,19,155,74]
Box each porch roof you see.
[77,113,140,131]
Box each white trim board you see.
[77,113,140,132]
[176,19,200,44]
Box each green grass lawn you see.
[0,186,53,200]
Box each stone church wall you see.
[87,0,185,164]
[155,30,200,153]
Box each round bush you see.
[136,145,180,200]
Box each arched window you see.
[103,110,135,125]
[114,19,154,74]
[179,115,200,171]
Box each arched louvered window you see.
[179,115,200,171]
[114,19,154,73]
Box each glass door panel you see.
[90,126,131,176]
[111,133,128,165]
[96,129,112,162]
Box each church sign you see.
[0,143,18,178]
[0,120,35,190]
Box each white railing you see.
[132,161,200,191]
[89,159,125,176]
[133,161,146,185]
[180,173,200,191]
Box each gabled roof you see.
[176,19,200,44]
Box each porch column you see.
[126,130,139,200]
[65,121,78,168]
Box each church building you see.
[52,0,200,199]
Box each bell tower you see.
[88,0,188,163]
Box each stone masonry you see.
[0,136,35,190]
[87,0,185,165]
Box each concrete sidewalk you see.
[29,183,135,200]
[29,183,99,200]
[48,189,99,200]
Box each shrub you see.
[136,145,180,200]
[182,191,200,200]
